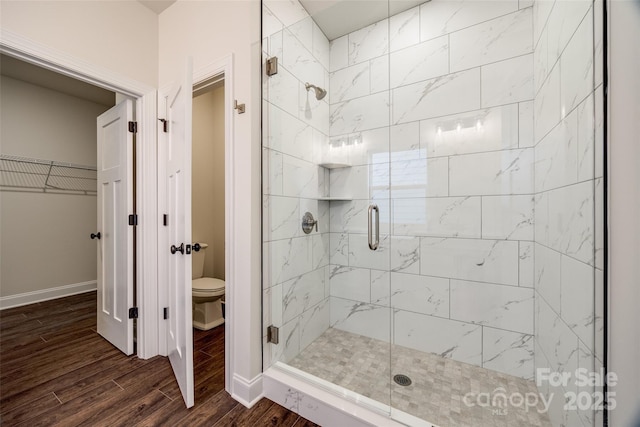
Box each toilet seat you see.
[192,277,225,298]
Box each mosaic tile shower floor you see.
[289,328,552,427]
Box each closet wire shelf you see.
[0,154,97,195]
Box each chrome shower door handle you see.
[368,204,379,251]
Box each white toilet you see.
[192,243,225,330]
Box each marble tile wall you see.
[326,0,536,381]
[532,1,602,426]
[262,0,331,366]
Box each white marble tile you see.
[264,195,299,241]
[330,92,390,135]
[329,265,370,303]
[268,66,299,118]
[449,148,534,196]
[594,177,604,270]
[533,0,554,47]
[328,200,367,234]
[389,122,420,161]
[534,243,561,314]
[392,69,481,124]
[451,279,534,334]
[299,82,330,135]
[349,233,390,271]
[283,29,324,87]
[560,10,593,115]
[263,148,283,196]
[289,16,313,53]
[533,24,548,94]
[267,236,313,286]
[267,103,312,161]
[265,283,282,331]
[347,128,389,166]
[577,93,595,182]
[518,101,534,148]
[299,298,330,351]
[519,241,534,288]
[390,158,449,198]
[533,191,549,245]
[534,62,560,143]
[330,296,391,343]
[481,54,534,108]
[348,20,389,66]
[390,36,449,88]
[594,0,604,88]
[561,255,595,351]
[312,233,330,269]
[263,4,283,39]
[282,268,326,323]
[420,105,519,157]
[420,0,518,42]
[391,272,449,317]
[594,268,604,363]
[547,181,594,265]
[483,327,534,379]
[450,8,533,72]
[269,29,284,58]
[329,62,370,104]
[394,310,482,366]
[536,294,580,390]
[420,237,519,285]
[546,0,592,65]
[482,195,534,240]
[264,0,309,27]
[519,0,534,9]
[577,340,598,427]
[329,232,349,265]
[329,35,348,72]
[389,6,420,52]
[369,55,389,94]
[370,270,390,305]
[390,236,420,274]
[594,87,603,179]
[282,155,319,198]
[280,317,301,363]
[392,197,481,238]
[312,21,330,70]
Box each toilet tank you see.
[192,243,209,280]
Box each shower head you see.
[305,82,327,100]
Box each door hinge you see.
[163,307,169,320]
[158,118,168,133]
[266,57,278,76]
[128,307,139,319]
[267,325,279,344]
[128,214,138,226]
[163,214,168,226]
[128,121,138,133]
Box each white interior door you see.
[165,61,195,408]
[96,99,134,355]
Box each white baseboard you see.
[0,280,97,310]
[231,373,264,408]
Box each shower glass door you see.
[261,0,393,414]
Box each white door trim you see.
[159,54,237,396]
[0,29,160,359]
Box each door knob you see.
[90,232,101,240]
[193,243,201,252]
[170,243,184,254]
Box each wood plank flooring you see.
[0,292,317,426]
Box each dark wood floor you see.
[0,291,317,426]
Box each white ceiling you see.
[299,0,425,40]
[0,54,115,106]
[138,0,176,15]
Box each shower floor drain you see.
[393,374,412,386]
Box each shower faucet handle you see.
[302,212,318,234]
[193,243,201,252]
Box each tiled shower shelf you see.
[317,196,352,201]
[318,162,351,169]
